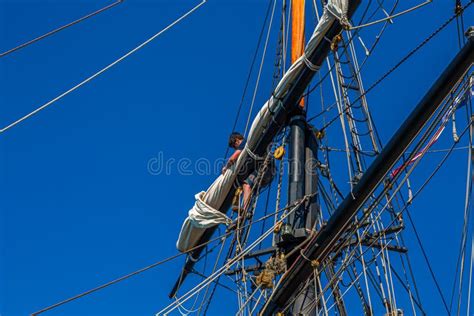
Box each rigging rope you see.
[467,237,474,315]
[287,97,471,314]
[404,122,473,315]
[25,1,473,314]
[323,243,400,314]
[157,198,309,315]
[198,234,229,314]
[209,7,290,303]
[448,85,473,314]
[203,141,283,315]
[450,109,473,315]
[294,150,458,315]
[404,208,451,314]
[464,96,473,316]
[0,0,207,134]
[455,0,467,49]
[308,0,473,130]
[305,0,400,103]
[312,73,464,316]
[243,0,278,138]
[361,0,471,100]
[383,102,473,314]
[349,0,432,30]
[0,0,124,58]
[224,0,274,159]
[31,196,309,315]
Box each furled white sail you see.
[176,0,349,252]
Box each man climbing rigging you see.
[223,132,245,172]
[223,132,276,212]
[222,132,253,212]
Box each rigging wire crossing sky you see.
[1,0,473,315]
[0,0,207,133]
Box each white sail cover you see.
[176,0,349,252]
[177,191,232,252]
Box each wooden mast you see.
[291,0,306,108]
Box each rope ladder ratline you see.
[310,11,468,316]
[314,2,402,306]
[304,0,403,104]
[274,33,464,316]
[23,1,473,315]
[0,0,207,134]
[283,91,471,314]
[308,0,473,130]
[280,4,472,314]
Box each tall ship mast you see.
[162,1,474,315]
[8,1,473,315]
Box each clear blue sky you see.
[1,0,473,315]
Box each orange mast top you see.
[291,0,306,108]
